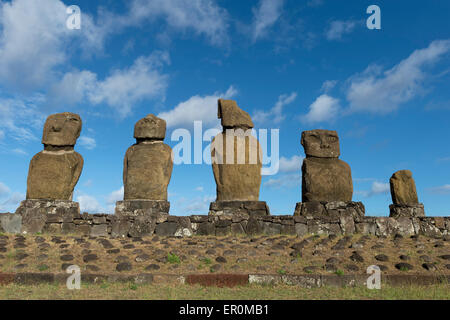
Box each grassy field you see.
[0,283,448,300]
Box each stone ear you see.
[217,99,223,119]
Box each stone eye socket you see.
[308,135,321,143]
[327,136,337,142]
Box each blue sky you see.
[0,0,449,216]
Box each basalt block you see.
[294,201,365,221]
[209,201,270,217]
[389,203,425,218]
[16,200,80,234]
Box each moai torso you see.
[211,99,262,201]
[301,129,353,202]
[390,170,419,205]
[123,114,173,200]
[26,113,83,200]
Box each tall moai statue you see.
[389,170,425,217]
[114,114,173,237]
[209,99,270,217]
[294,129,365,221]
[16,112,84,234]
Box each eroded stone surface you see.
[390,170,419,205]
[123,115,173,201]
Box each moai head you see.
[301,129,340,158]
[218,99,254,130]
[134,114,166,141]
[42,112,82,146]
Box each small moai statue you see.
[114,114,173,237]
[294,129,364,220]
[16,112,84,234]
[209,99,270,216]
[389,170,425,217]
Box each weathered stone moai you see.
[16,112,84,234]
[209,99,270,216]
[389,170,425,217]
[294,130,365,223]
[113,114,173,237]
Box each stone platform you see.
[15,200,81,234]
[208,201,270,217]
[112,200,171,238]
[389,204,425,218]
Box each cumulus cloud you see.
[158,86,237,128]
[78,136,97,150]
[326,20,359,41]
[76,192,103,213]
[0,191,24,212]
[264,173,300,189]
[302,94,340,124]
[251,0,284,41]
[356,181,390,197]
[347,39,450,113]
[107,186,124,205]
[277,155,303,173]
[428,184,450,195]
[0,0,108,92]
[253,92,297,125]
[178,195,215,212]
[320,80,338,93]
[0,182,10,197]
[128,0,229,46]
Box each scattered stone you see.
[114,256,129,263]
[303,266,318,273]
[107,248,120,254]
[439,255,450,260]
[116,262,132,272]
[135,254,150,262]
[399,255,410,261]
[419,255,432,262]
[395,263,413,271]
[375,254,389,262]
[216,256,227,263]
[350,251,364,262]
[83,254,98,263]
[86,265,100,272]
[324,263,337,272]
[345,264,359,272]
[422,263,437,271]
[145,264,160,271]
[15,253,29,261]
[326,257,339,264]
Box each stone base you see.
[389,203,425,218]
[294,201,365,222]
[113,200,170,238]
[15,200,80,234]
[208,201,270,217]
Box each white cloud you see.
[356,181,390,197]
[320,80,337,93]
[78,136,97,150]
[76,193,103,213]
[0,94,45,142]
[0,182,10,197]
[347,39,450,113]
[107,186,124,205]
[87,52,170,117]
[251,0,284,41]
[158,86,237,128]
[326,20,358,41]
[0,192,24,212]
[129,0,229,46]
[0,0,107,92]
[264,173,300,189]
[302,94,340,123]
[278,155,303,173]
[11,148,28,155]
[428,184,450,195]
[178,195,215,212]
[253,92,297,125]
[195,186,204,192]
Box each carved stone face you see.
[301,129,340,158]
[42,113,82,146]
[218,99,254,129]
[134,114,166,140]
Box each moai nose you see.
[321,143,330,149]
[51,121,63,132]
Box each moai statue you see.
[114,114,173,237]
[16,112,84,233]
[209,99,270,217]
[294,129,364,221]
[389,170,425,217]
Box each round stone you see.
[375,254,389,262]
[60,254,74,262]
[116,262,132,272]
[216,256,227,263]
[83,254,98,263]
[395,263,413,271]
[145,264,161,271]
